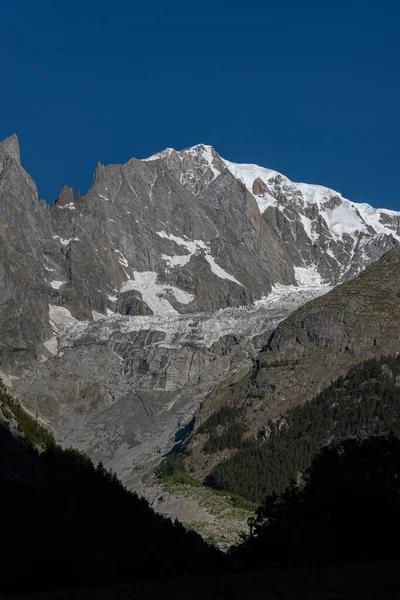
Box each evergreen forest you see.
[203,355,400,502]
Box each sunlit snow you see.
[53,235,80,245]
[120,271,194,315]
[294,265,323,287]
[156,231,243,286]
[143,144,400,247]
[50,280,66,290]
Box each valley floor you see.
[5,562,400,600]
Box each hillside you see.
[204,355,400,502]
[231,436,400,568]
[0,382,219,595]
[185,246,400,479]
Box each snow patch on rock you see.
[53,235,80,245]
[120,271,195,315]
[115,249,129,268]
[294,265,324,287]
[49,305,78,332]
[299,214,318,242]
[156,231,243,286]
[161,253,192,268]
[57,203,75,210]
[44,337,58,356]
[50,280,66,290]
[0,370,14,388]
[92,310,106,321]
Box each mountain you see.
[185,245,400,479]
[1,135,399,370]
[147,144,400,282]
[1,133,399,537]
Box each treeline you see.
[155,452,201,486]
[205,355,400,502]
[156,452,256,512]
[0,383,221,595]
[230,436,400,567]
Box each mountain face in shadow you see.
[0,384,221,596]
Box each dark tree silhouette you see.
[230,436,400,569]
[0,386,222,596]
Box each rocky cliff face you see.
[1,133,399,533]
[0,137,49,362]
[0,135,399,371]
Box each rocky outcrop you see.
[0,135,53,368]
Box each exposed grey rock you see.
[0,135,53,368]
[0,135,399,372]
[13,287,328,531]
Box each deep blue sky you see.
[1,1,399,208]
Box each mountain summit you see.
[146,143,400,282]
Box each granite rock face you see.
[0,135,53,368]
[0,135,399,369]
[1,134,400,532]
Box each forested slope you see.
[201,355,400,502]
[185,245,400,479]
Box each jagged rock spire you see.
[0,134,20,164]
[54,185,83,207]
[92,161,104,185]
[54,185,75,206]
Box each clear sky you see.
[1,0,399,209]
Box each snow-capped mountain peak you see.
[140,142,400,290]
[144,144,400,247]
[1,133,399,363]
